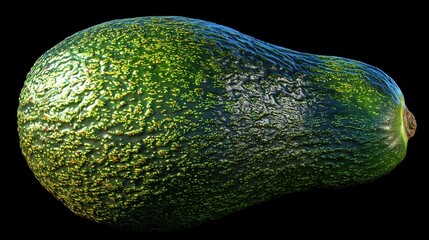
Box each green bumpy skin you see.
[18,16,412,232]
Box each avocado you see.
[17,16,416,232]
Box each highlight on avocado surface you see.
[17,16,416,232]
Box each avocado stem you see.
[404,108,417,140]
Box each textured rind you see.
[18,16,407,231]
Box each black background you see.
[6,3,428,238]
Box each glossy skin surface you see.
[18,16,410,231]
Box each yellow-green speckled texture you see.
[18,16,408,231]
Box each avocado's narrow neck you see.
[404,108,417,140]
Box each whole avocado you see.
[17,16,416,232]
